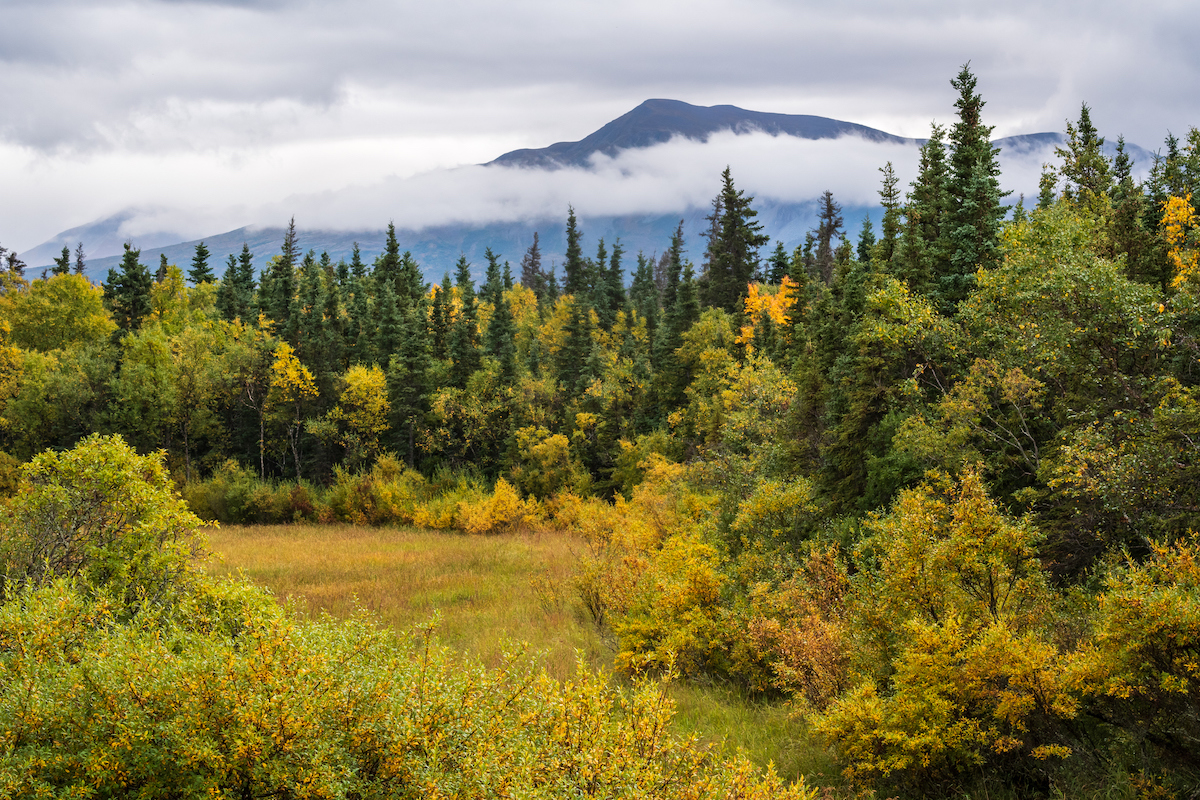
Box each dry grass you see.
[204,522,816,785]
[205,523,608,679]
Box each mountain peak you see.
[487,99,916,170]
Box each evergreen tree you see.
[876,162,903,266]
[373,279,401,365]
[766,241,789,284]
[389,302,430,467]
[376,222,402,289]
[267,217,299,327]
[397,251,426,309]
[429,273,451,361]
[856,217,877,263]
[557,298,593,396]
[519,232,546,300]
[156,254,169,284]
[594,239,625,330]
[629,251,660,355]
[189,241,215,285]
[485,281,517,384]
[104,243,153,332]
[448,257,480,387]
[563,207,588,297]
[482,248,504,305]
[216,254,240,321]
[1056,103,1113,205]
[52,246,71,276]
[73,241,86,276]
[814,190,844,285]
[940,63,1008,309]
[700,167,768,312]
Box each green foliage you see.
[0,433,206,614]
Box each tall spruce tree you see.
[519,232,547,300]
[52,246,71,276]
[563,207,588,297]
[73,242,86,276]
[448,257,480,387]
[189,241,215,285]
[1056,103,1114,205]
[104,243,153,332]
[700,167,768,312]
[814,190,844,285]
[940,64,1008,309]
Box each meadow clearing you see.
[206,523,830,785]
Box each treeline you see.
[1,63,1200,795]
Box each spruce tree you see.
[52,246,71,276]
[216,254,240,321]
[104,243,153,332]
[389,302,430,467]
[519,233,546,300]
[448,257,480,387]
[766,241,789,284]
[563,207,587,297]
[940,63,1008,309]
[73,242,86,276]
[876,162,903,267]
[482,247,504,305]
[814,190,844,285]
[156,254,169,284]
[189,241,215,285]
[856,217,877,263]
[485,280,517,384]
[1056,103,1113,210]
[700,167,768,312]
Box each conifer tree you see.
[563,207,588,297]
[629,251,660,355]
[373,278,401,365]
[856,217,877,263]
[700,167,768,312]
[940,64,1008,309]
[1056,103,1113,204]
[189,241,215,285]
[389,302,430,467]
[156,254,169,284]
[52,246,71,276]
[814,190,844,285]
[519,232,547,300]
[104,243,153,332]
[766,241,789,284]
[876,162,903,266]
[482,247,504,305]
[448,257,480,387]
[485,282,517,384]
[429,273,451,361]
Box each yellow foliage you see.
[1162,194,1199,290]
[736,276,800,351]
[267,342,318,406]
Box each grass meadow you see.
[205,523,829,785]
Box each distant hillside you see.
[26,99,1159,282]
[488,98,917,170]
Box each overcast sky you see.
[3,0,1198,252]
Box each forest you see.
[0,64,1198,797]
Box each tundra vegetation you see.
[1,65,1199,797]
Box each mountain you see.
[488,98,917,169]
[25,100,1159,283]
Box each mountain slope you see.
[488,98,917,169]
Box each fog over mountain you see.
[22,100,1153,283]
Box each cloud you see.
[1,0,1195,249]
[113,129,1064,243]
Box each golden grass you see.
[205,523,608,679]
[205,522,816,784]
